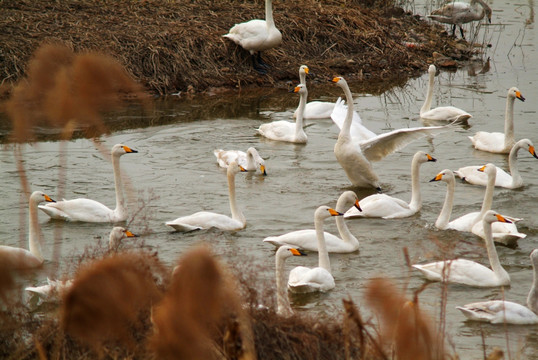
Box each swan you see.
[412,210,511,287]
[257,84,307,143]
[469,87,526,154]
[428,0,492,39]
[213,147,267,175]
[38,144,138,223]
[108,226,138,251]
[263,191,362,253]
[275,245,307,316]
[420,64,472,122]
[287,206,343,293]
[344,151,436,219]
[165,161,248,231]
[331,76,456,189]
[456,249,538,324]
[0,191,55,269]
[429,169,459,230]
[455,138,538,189]
[292,65,335,119]
[223,0,282,74]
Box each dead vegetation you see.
[0,0,476,96]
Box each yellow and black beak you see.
[260,165,267,176]
[44,194,56,203]
[477,165,486,173]
[239,165,248,172]
[289,248,307,256]
[429,173,443,182]
[516,91,525,102]
[495,214,512,224]
[529,145,538,159]
[124,230,138,238]
[328,208,344,217]
[354,200,362,212]
[123,145,138,153]
[426,154,437,162]
[331,77,341,83]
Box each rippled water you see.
[1,0,538,357]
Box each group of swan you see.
[214,147,267,175]
[428,0,492,39]
[223,0,281,74]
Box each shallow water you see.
[1,0,538,358]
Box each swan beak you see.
[239,165,248,172]
[429,173,443,182]
[260,165,267,176]
[303,67,309,75]
[290,85,301,93]
[123,145,138,153]
[426,154,437,162]
[477,165,487,172]
[290,248,307,256]
[516,91,525,102]
[330,77,341,83]
[529,145,538,159]
[124,230,138,238]
[354,200,362,212]
[44,194,56,203]
[328,208,344,217]
[495,214,512,224]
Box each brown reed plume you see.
[149,245,255,360]
[60,251,164,353]
[365,277,445,360]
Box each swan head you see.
[508,87,525,102]
[477,163,496,175]
[276,245,307,260]
[516,139,538,159]
[331,76,347,88]
[429,169,454,183]
[315,206,344,221]
[31,191,56,205]
[483,210,512,225]
[299,65,309,76]
[247,147,267,175]
[414,151,437,164]
[337,191,361,212]
[428,64,436,75]
[112,143,138,157]
[109,226,138,250]
[227,160,248,175]
[291,84,307,96]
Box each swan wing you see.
[288,266,335,293]
[469,132,508,153]
[344,194,410,219]
[457,301,538,324]
[446,211,481,232]
[263,229,346,253]
[420,106,471,122]
[38,199,115,222]
[472,220,526,245]
[455,165,512,187]
[331,98,377,142]
[224,19,267,48]
[213,149,248,169]
[257,120,295,141]
[301,101,335,119]
[165,211,245,232]
[413,259,500,286]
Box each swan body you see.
[455,139,538,188]
[263,191,361,253]
[165,161,248,232]
[469,87,526,154]
[0,191,55,269]
[345,151,436,219]
[331,76,456,189]
[420,64,472,122]
[275,246,307,316]
[412,211,511,287]
[428,0,492,38]
[25,277,73,302]
[457,249,538,324]
[293,65,335,119]
[287,206,343,293]
[38,144,137,223]
[223,0,282,73]
[214,147,267,175]
[257,84,307,143]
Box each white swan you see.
[223,0,282,74]
[292,65,335,119]
[420,64,472,122]
[412,211,511,287]
[287,206,343,293]
[257,84,307,143]
[213,147,267,175]
[0,191,55,269]
[457,249,538,324]
[25,277,73,302]
[344,151,436,219]
[165,161,248,231]
[38,144,138,223]
[331,76,455,189]
[429,169,458,230]
[455,138,538,189]
[428,0,492,39]
[263,191,361,253]
[275,245,307,316]
[108,226,138,251]
[469,87,526,154]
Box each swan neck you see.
[478,170,495,220]
[504,94,515,149]
[528,257,538,313]
[341,83,354,137]
[436,178,454,229]
[483,219,506,279]
[228,170,245,224]
[335,213,358,247]
[420,69,435,114]
[315,215,331,272]
[28,198,44,262]
[295,91,307,138]
[246,150,256,170]
[265,0,275,27]
[507,145,522,186]
[276,253,292,316]
[408,156,422,211]
[112,155,127,219]
[299,72,306,86]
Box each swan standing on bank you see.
[331,76,455,189]
[469,87,526,154]
[257,84,308,143]
[213,147,267,175]
[292,65,336,119]
[0,191,55,269]
[420,64,472,122]
[428,0,492,39]
[412,211,511,287]
[275,245,307,316]
[39,144,137,223]
[287,206,343,293]
[457,249,538,324]
[165,161,248,232]
[263,191,362,253]
[455,138,538,188]
[223,0,282,74]
[344,151,436,219]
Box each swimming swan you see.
[412,210,511,287]
[263,191,362,253]
[428,0,492,39]
[455,138,538,189]
[420,64,472,122]
[257,84,307,143]
[214,147,267,175]
[331,76,455,189]
[457,249,538,324]
[287,206,343,293]
[0,191,55,269]
[469,87,525,154]
[38,144,138,223]
[223,0,282,74]
[165,161,248,232]
[344,151,436,219]
[275,245,307,316]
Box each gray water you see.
[1,0,538,358]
